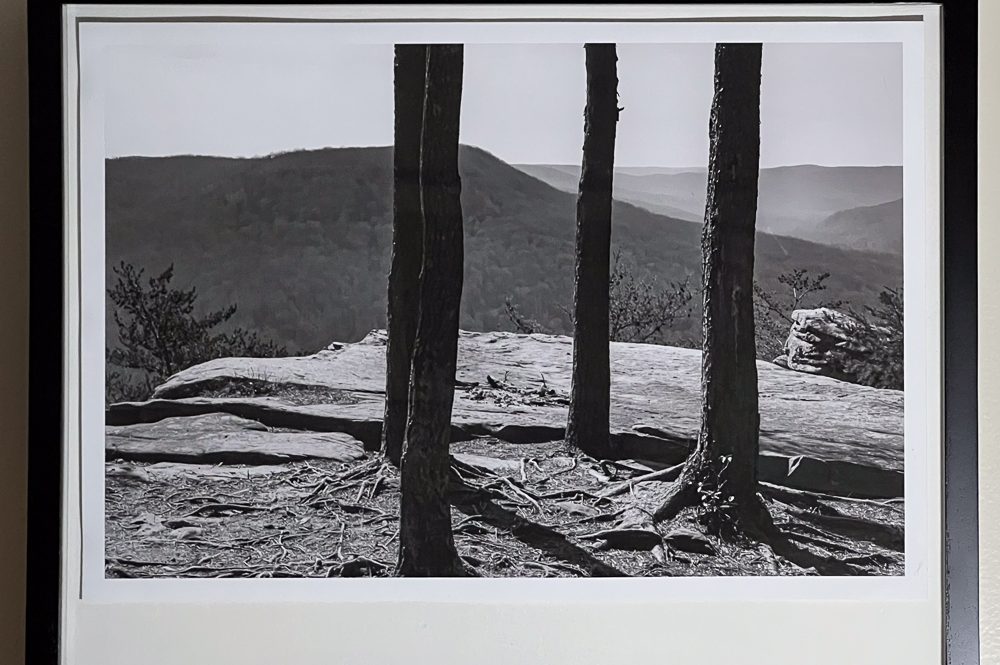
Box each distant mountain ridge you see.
[106,145,902,353]
[814,198,903,255]
[515,163,903,253]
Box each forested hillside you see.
[106,146,901,352]
[813,198,904,255]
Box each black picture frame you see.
[25,3,980,663]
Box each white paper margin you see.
[60,5,943,657]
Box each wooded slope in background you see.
[106,146,902,352]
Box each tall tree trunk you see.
[397,44,467,577]
[656,43,765,527]
[566,44,619,459]
[695,42,763,505]
[382,44,427,464]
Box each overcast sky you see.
[98,33,902,168]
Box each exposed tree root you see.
[395,552,479,577]
[767,535,858,576]
[651,480,697,523]
[842,552,900,568]
[521,560,588,577]
[451,488,628,577]
[611,504,667,561]
[579,528,662,551]
[782,522,857,554]
[782,529,856,555]
[601,462,685,498]
[788,509,904,552]
[108,439,902,579]
[634,476,863,576]
[760,482,904,514]
[759,483,840,514]
[451,449,897,576]
[328,556,391,577]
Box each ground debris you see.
[462,373,570,407]
[106,436,904,578]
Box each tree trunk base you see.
[651,480,697,523]
[381,450,402,470]
[395,555,479,578]
[645,477,856,575]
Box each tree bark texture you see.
[684,43,764,506]
[382,44,427,464]
[566,43,619,459]
[397,44,466,577]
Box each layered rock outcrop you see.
[774,308,868,383]
[106,330,904,498]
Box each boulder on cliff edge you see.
[775,308,868,383]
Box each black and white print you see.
[102,33,906,579]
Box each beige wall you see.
[0,3,995,664]
[981,3,1000,663]
[0,0,28,663]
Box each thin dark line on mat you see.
[75,16,85,599]
[73,15,923,25]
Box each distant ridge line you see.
[512,162,904,171]
[107,145,902,171]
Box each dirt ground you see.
[106,435,904,579]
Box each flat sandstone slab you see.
[106,413,365,465]
[143,330,902,472]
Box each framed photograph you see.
[27,3,979,663]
